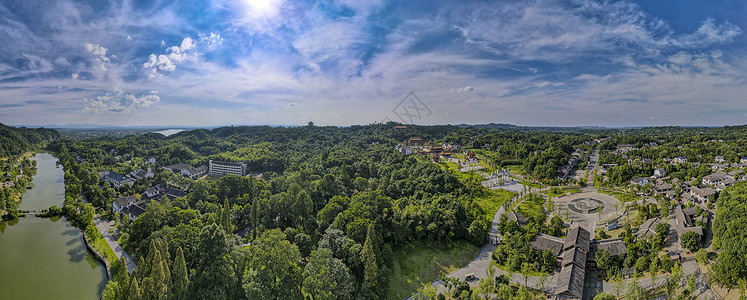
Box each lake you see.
[0,152,107,299]
[153,128,184,136]
[18,152,65,211]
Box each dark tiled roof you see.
[564,226,590,252]
[113,195,137,208]
[561,247,586,268]
[592,239,628,256]
[105,172,128,182]
[556,263,585,299]
[165,188,187,199]
[507,210,527,225]
[531,234,564,257]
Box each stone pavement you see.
[94,215,137,273]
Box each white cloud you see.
[675,18,742,47]
[451,85,473,93]
[200,32,223,48]
[83,89,160,113]
[85,43,111,71]
[144,34,221,79]
[71,73,78,80]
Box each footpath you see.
[82,193,137,273]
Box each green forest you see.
[5,123,747,299]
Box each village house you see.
[112,195,138,213]
[690,186,716,203]
[672,156,688,164]
[103,171,134,188]
[146,156,157,164]
[404,137,423,147]
[702,171,727,186]
[654,168,666,177]
[654,181,672,195]
[674,206,703,246]
[630,176,650,186]
[715,156,725,163]
[635,217,663,240]
[163,163,191,173]
[617,144,635,153]
[397,145,413,155]
[182,165,208,179]
[129,167,154,180]
[120,204,147,221]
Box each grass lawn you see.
[439,161,514,223]
[388,240,479,300]
[598,189,639,202]
[504,164,524,173]
[88,231,125,280]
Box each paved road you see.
[586,147,599,185]
[94,216,137,273]
[82,192,137,273]
[408,195,556,299]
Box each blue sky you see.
[1,0,746,127]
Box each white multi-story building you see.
[209,160,248,176]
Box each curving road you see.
[407,195,555,299]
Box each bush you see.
[696,249,709,264]
[681,231,701,252]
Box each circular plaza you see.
[553,191,622,230]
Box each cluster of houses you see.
[100,167,155,189]
[396,137,460,158]
[112,184,188,220]
[557,149,584,180]
[530,226,627,299]
[629,165,744,205]
[163,163,208,179]
[506,209,626,300]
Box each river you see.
[0,152,107,299]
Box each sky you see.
[1,0,746,127]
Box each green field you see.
[598,189,639,202]
[439,161,514,222]
[88,230,125,280]
[388,240,479,299]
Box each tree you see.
[665,274,678,299]
[302,248,354,300]
[361,224,381,299]
[681,231,701,252]
[102,281,119,300]
[221,198,232,234]
[654,222,670,247]
[191,224,234,300]
[243,229,303,300]
[593,292,616,300]
[595,249,613,274]
[687,273,696,294]
[550,216,564,236]
[521,262,531,287]
[624,281,646,300]
[172,247,189,300]
[467,219,488,246]
[649,258,658,288]
[129,277,141,300]
[696,249,709,265]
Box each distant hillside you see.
[455,123,521,129]
[0,123,60,157]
